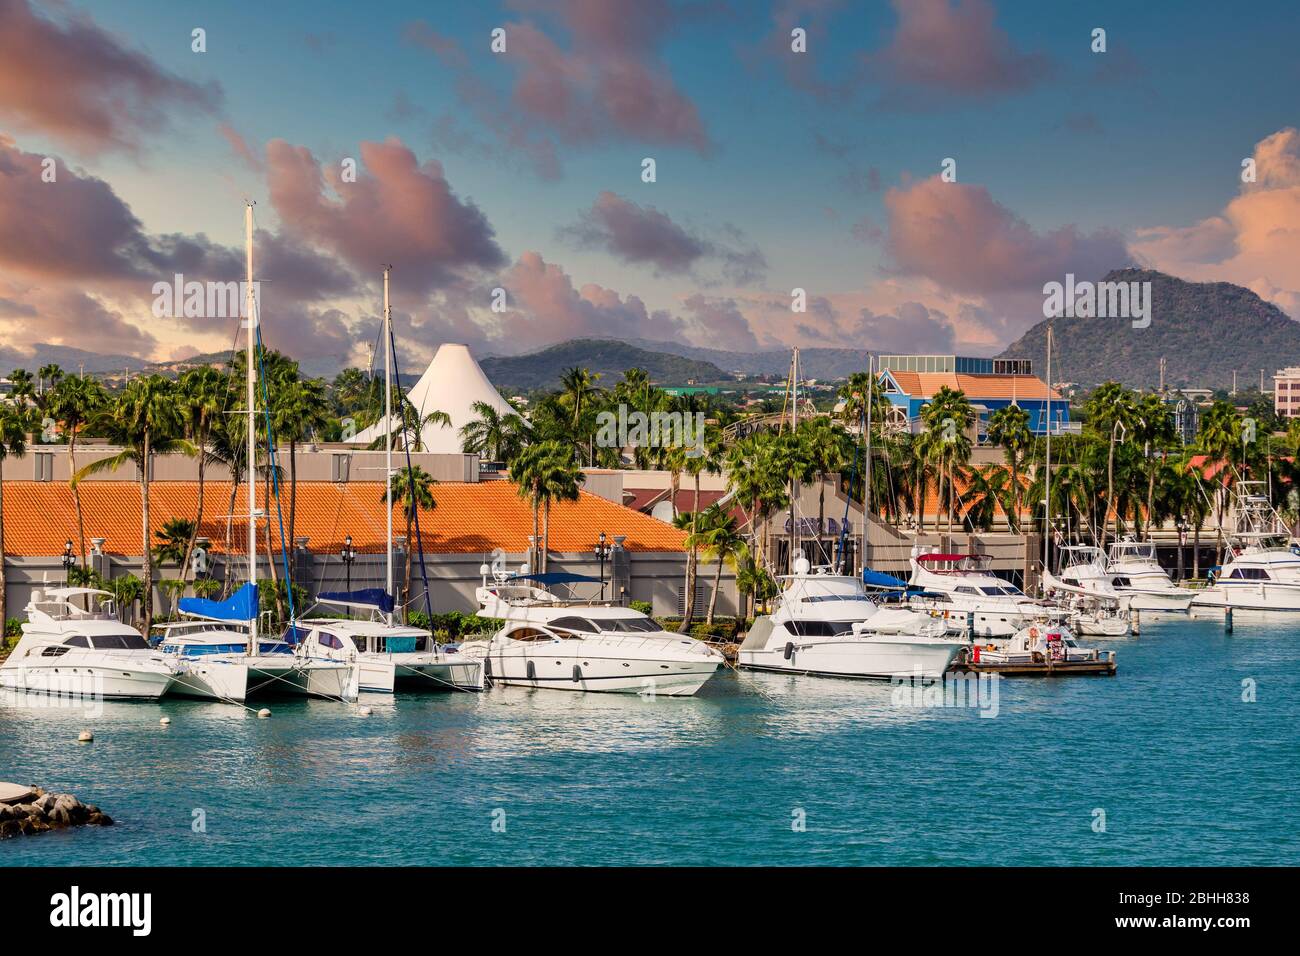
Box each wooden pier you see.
[950,655,1117,677]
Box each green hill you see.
[998,269,1300,390]
[479,339,730,392]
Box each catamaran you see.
[158,203,357,703]
[458,568,723,696]
[738,558,964,679]
[0,587,177,700]
[291,266,483,694]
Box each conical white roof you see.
[353,343,514,454]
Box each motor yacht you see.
[737,561,964,679]
[906,550,1048,637]
[1191,484,1300,613]
[295,589,484,693]
[1105,538,1195,612]
[458,570,723,696]
[0,587,177,699]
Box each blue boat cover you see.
[178,582,259,622]
[318,588,394,614]
[862,569,907,589]
[507,572,601,585]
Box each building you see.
[351,343,517,455]
[0,480,736,620]
[1273,366,1300,419]
[876,354,1067,437]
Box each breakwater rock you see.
[0,783,113,838]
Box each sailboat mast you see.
[383,267,394,622]
[790,347,799,572]
[1042,325,1052,586]
[244,203,258,656]
[862,354,873,575]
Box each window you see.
[507,627,558,642]
[349,635,367,652]
[549,617,599,633]
[331,454,350,483]
[956,586,979,595]
[599,618,661,633]
[318,633,344,650]
[91,634,151,650]
[786,621,854,637]
[1228,567,1270,580]
[34,452,54,482]
[41,645,70,657]
[65,635,89,648]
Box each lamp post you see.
[61,539,75,585]
[340,534,357,592]
[593,531,612,601]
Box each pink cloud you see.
[883,175,1129,295]
[1132,128,1300,318]
[218,123,263,172]
[0,0,220,155]
[867,0,1050,102]
[266,137,505,299]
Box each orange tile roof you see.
[885,371,1060,401]
[0,481,685,557]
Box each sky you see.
[1,0,1298,371]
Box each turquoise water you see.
[4,617,1297,866]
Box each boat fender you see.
[783,641,795,660]
[526,660,536,681]
[572,665,582,683]
[1029,626,1039,640]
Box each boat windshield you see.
[596,618,663,633]
[88,633,152,650]
[1111,542,1156,561]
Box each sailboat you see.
[161,203,358,703]
[296,267,484,693]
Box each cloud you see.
[854,300,956,352]
[0,0,220,155]
[883,175,1130,295]
[559,191,767,284]
[866,0,1050,104]
[493,250,688,352]
[405,0,713,179]
[218,123,263,172]
[680,294,761,351]
[266,137,506,299]
[1132,127,1300,318]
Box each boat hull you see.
[168,657,356,701]
[356,656,485,693]
[1191,583,1300,613]
[1117,589,1195,612]
[481,651,718,696]
[0,665,174,700]
[739,637,962,680]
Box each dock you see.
[950,655,1117,677]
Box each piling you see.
[1224,607,1234,633]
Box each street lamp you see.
[593,531,612,601]
[340,534,357,592]
[61,539,75,584]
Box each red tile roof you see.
[0,481,685,557]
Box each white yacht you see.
[0,587,177,699]
[458,570,723,696]
[158,585,359,702]
[1192,484,1300,613]
[906,550,1048,637]
[738,562,964,679]
[1045,545,1129,607]
[296,590,484,693]
[1105,538,1195,611]
[971,618,1113,667]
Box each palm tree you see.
[986,404,1031,531]
[73,375,194,632]
[559,366,603,463]
[37,363,63,397]
[460,399,528,463]
[152,518,195,566]
[959,464,1013,532]
[1134,392,1177,533]
[270,366,329,549]
[8,368,34,404]
[1196,400,1244,564]
[384,465,436,616]
[1085,382,1139,548]
[45,375,108,569]
[0,400,34,628]
[921,387,975,535]
[509,440,584,572]
[175,367,231,591]
[798,416,852,564]
[694,504,743,624]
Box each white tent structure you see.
[352,343,515,455]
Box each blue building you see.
[875,355,1069,438]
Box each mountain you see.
[621,337,871,379]
[0,342,153,376]
[479,339,730,392]
[998,269,1300,390]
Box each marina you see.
[2,615,1294,867]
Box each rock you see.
[49,807,71,826]
[0,819,19,839]
[0,805,14,821]
[87,811,114,827]
[36,793,56,812]
[2,786,110,836]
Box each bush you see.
[406,610,502,641]
[629,600,653,616]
